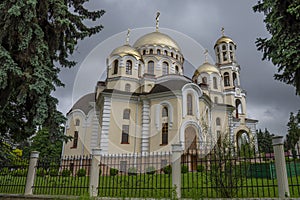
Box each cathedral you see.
[61,15,258,158]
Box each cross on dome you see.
[126,28,131,45]
[156,11,160,32]
[204,49,208,62]
[221,27,225,36]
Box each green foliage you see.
[0,167,10,176]
[181,165,188,174]
[257,128,274,153]
[110,168,118,176]
[146,166,156,175]
[61,169,71,177]
[0,0,105,161]
[36,168,47,177]
[196,165,205,173]
[12,168,27,177]
[286,111,300,151]
[76,168,86,177]
[162,165,172,175]
[128,167,137,176]
[49,168,59,177]
[253,0,300,95]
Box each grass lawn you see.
[0,173,299,198]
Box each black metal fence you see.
[181,142,300,198]
[33,155,91,196]
[98,152,172,198]
[0,158,29,194]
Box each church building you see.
[61,14,258,159]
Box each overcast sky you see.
[54,0,300,136]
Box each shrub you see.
[162,165,172,175]
[76,168,86,177]
[36,168,47,177]
[110,168,118,176]
[49,168,59,176]
[181,165,188,174]
[128,167,137,176]
[146,166,156,175]
[12,169,27,177]
[61,169,72,177]
[0,167,10,176]
[197,165,205,173]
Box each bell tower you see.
[214,28,247,120]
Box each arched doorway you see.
[183,126,197,171]
[236,130,252,156]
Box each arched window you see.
[162,62,169,75]
[149,49,153,54]
[176,54,178,60]
[224,72,230,86]
[113,60,118,74]
[216,117,221,126]
[235,99,242,118]
[164,50,168,55]
[157,49,161,55]
[125,84,131,92]
[75,119,80,126]
[222,45,226,50]
[147,61,154,74]
[121,125,129,144]
[214,97,218,103]
[233,72,238,86]
[123,109,130,119]
[213,77,218,89]
[72,131,78,148]
[162,107,168,117]
[187,94,193,115]
[143,50,146,55]
[171,52,174,57]
[202,77,207,84]
[175,66,179,74]
[126,60,132,75]
[162,123,168,145]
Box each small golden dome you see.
[214,36,236,48]
[194,62,220,77]
[133,32,181,52]
[110,44,141,60]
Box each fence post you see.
[24,151,39,195]
[89,148,102,197]
[272,136,290,198]
[171,143,183,199]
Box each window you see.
[233,72,237,86]
[72,131,78,148]
[187,94,193,115]
[162,62,169,75]
[213,77,218,89]
[120,161,127,172]
[121,125,129,144]
[162,123,168,145]
[202,77,207,84]
[149,49,153,54]
[235,99,242,118]
[75,119,80,126]
[176,54,178,60]
[125,83,131,92]
[147,61,154,74]
[126,60,132,75]
[164,50,168,55]
[222,45,226,50]
[171,52,174,57]
[143,50,146,55]
[157,49,161,55]
[224,72,230,86]
[113,60,118,74]
[175,66,179,74]
[216,117,221,126]
[214,97,218,103]
[162,107,168,117]
[123,109,130,119]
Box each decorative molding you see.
[99,96,112,154]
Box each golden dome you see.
[214,36,235,47]
[133,32,181,52]
[194,62,220,77]
[110,44,141,60]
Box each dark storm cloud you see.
[53,0,300,136]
